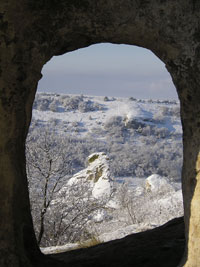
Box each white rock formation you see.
[68,152,113,199]
[145,174,174,193]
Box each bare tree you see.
[115,181,183,227]
[26,128,71,245]
[26,127,110,247]
[45,178,108,246]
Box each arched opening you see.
[2,2,200,266]
[27,43,183,252]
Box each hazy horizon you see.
[38,43,178,100]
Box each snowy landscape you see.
[27,93,183,253]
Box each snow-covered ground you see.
[28,93,183,251]
[41,170,183,254]
[32,93,181,140]
[30,93,182,180]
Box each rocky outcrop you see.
[1,1,200,266]
[145,174,174,193]
[59,152,113,199]
[69,152,112,199]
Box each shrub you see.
[35,98,50,111]
[153,112,165,123]
[129,97,137,101]
[104,116,123,129]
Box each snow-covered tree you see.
[26,129,111,247]
[26,128,71,245]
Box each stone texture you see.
[0,0,200,266]
[52,217,185,267]
[68,152,112,199]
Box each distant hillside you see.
[30,93,182,181]
[27,93,183,248]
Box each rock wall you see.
[1,1,200,266]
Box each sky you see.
[38,43,178,100]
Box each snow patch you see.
[145,174,174,193]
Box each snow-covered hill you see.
[30,93,182,181]
[32,93,181,140]
[28,93,183,249]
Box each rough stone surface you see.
[1,1,200,266]
[69,152,112,198]
[52,217,185,267]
